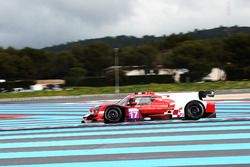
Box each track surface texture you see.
[0,100,250,166]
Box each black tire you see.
[104,107,123,123]
[185,101,205,120]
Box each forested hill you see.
[43,35,164,52]
[186,26,250,39]
[1,26,250,85]
[44,26,250,52]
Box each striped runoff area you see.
[0,101,250,166]
[0,102,99,130]
[0,101,250,130]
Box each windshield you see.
[116,98,129,106]
[116,96,154,106]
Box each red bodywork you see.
[82,92,216,123]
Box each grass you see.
[0,80,250,99]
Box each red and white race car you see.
[82,91,216,123]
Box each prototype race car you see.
[82,91,216,123]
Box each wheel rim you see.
[189,105,201,116]
[107,109,120,121]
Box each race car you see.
[82,91,216,123]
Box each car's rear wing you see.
[199,90,215,100]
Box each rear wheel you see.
[104,107,123,123]
[185,101,205,120]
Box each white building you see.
[202,68,226,81]
[30,84,44,91]
[107,66,227,83]
[0,79,6,83]
[30,79,65,91]
[123,67,189,82]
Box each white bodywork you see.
[157,92,207,118]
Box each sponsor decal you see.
[128,108,140,119]
[99,111,104,114]
[180,112,185,117]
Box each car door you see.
[148,97,173,115]
[129,96,166,115]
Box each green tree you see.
[19,47,50,79]
[164,40,214,81]
[119,45,159,74]
[0,52,18,79]
[81,42,114,76]
[158,34,193,50]
[65,67,86,85]
[16,56,35,79]
[48,51,80,78]
[105,69,126,85]
[223,33,250,80]
[119,47,141,66]
[137,45,158,67]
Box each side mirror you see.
[199,90,215,100]
[207,90,215,97]
[130,102,137,106]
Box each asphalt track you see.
[0,100,250,166]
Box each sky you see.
[0,0,250,49]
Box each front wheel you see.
[185,101,205,120]
[104,107,123,123]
